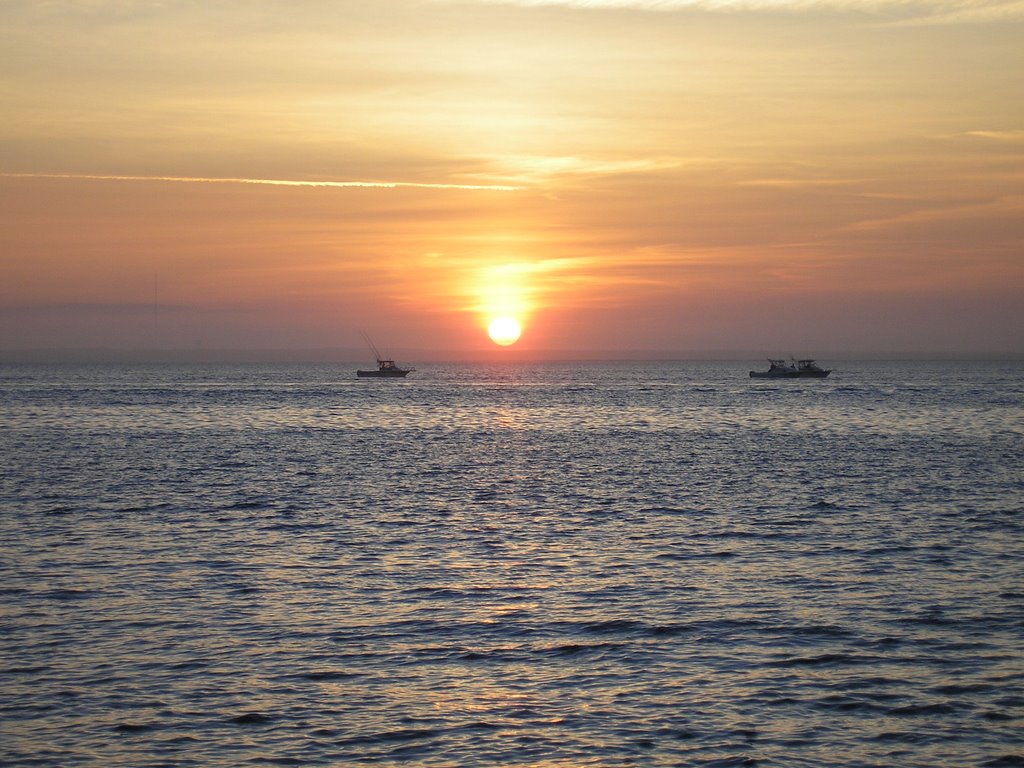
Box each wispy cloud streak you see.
[966,129,1024,142]
[1,173,524,192]
[845,194,1024,231]
[444,0,1024,22]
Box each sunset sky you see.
[2,0,1022,358]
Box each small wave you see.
[404,587,469,599]
[701,757,759,767]
[116,502,172,513]
[655,550,737,561]
[841,675,903,689]
[863,544,920,556]
[982,711,1015,722]
[887,702,961,717]
[894,609,960,627]
[335,728,440,748]
[539,641,623,658]
[869,636,904,648]
[651,726,698,740]
[931,682,994,695]
[229,712,275,725]
[113,722,154,733]
[459,721,502,731]
[982,757,1024,768]
[581,618,645,634]
[814,697,886,714]
[648,623,695,637]
[0,666,48,675]
[220,499,271,511]
[770,652,867,667]
[295,670,362,681]
[169,660,209,670]
[766,623,852,640]
[43,505,77,515]
[870,730,936,745]
[43,588,96,601]
[770,517,817,527]
[995,695,1024,708]
[261,521,334,532]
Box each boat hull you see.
[357,369,410,378]
[750,370,830,378]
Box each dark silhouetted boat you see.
[356,333,414,378]
[750,358,831,379]
[357,358,413,378]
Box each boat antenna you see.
[359,330,383,363]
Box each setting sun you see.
[487,316,522,346]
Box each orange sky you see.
[2,0,1022,358]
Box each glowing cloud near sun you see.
[475,262,533,346]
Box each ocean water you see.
[1,360,1021,767]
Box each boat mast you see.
[360,330,384,363]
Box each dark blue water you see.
[2,361,1021,767]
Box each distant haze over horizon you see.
[2,1,1022,356]
[3,347,1022,365]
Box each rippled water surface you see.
[2,361,1022,767]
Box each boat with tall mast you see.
[356,333,414,378]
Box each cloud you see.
[966,129,1024,142]
[894,0,1024,23]
[440,0,1024,22]
[737,177,867,188]
[475,155,684,185]
[0,173,524,192]
[1,301,187,315]
[845,194,1024,232]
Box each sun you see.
[487,316,522,346]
